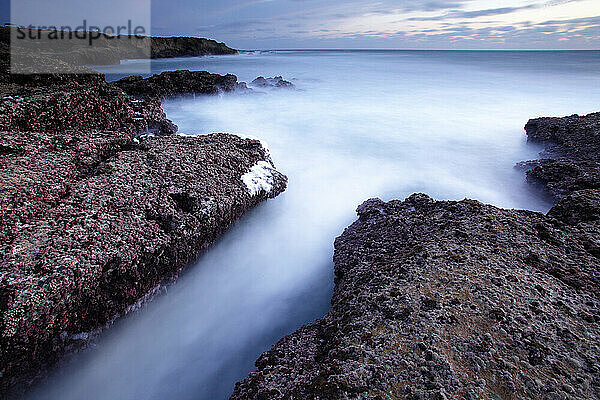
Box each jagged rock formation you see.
[113,70,244,99]
[521,113,600,200]
[113,71,297,100]
[231,114,600,400]
[0,66,285,394]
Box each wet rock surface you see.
[522,112,600,200]
[232,114,600,400]
[0,67,286,394]
[250,76,295,89]
[113,70,245,99]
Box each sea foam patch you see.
[242,161,276,196]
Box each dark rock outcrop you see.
[232,193,600,400]
[250,76,294,89]
[1,75,176,136]
[113,70,243,99]
[1,131,285,394]
[0,67,285,394]
[114,72,296,100]
[0,27,237,69]
[522,113,600,200]
[150,36,237,58]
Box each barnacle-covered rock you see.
[522,113,600,200]
[232,112,600,399]
[0,64,286,394]
[0,129,286,394]
[232,194,600,400]
[0,75,176,136]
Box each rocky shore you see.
[0,65,286,394]
[150,36,237,59]
[113,71,296,99]
[231,114,600,399]
[0,26,237,68]
[113,70,244,98]
[521,113,600,200]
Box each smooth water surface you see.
[28,50,600,400]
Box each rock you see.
[232,112,600,399]
[250,76,294,89]
[231,194,600,399]
[0,27,237,70]
[523,113,600,200]
[150,36,237,58]
[113,70,242,99]
[1,130,286,394]
[0,66,286,395]
[548,189,600,225]
[0,76,176,136]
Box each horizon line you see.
[238,48,600,52]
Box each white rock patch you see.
[242,161,276,196]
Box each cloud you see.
[458,4,540,18]
[289,0,468,12]
[408,4,541,21]
[197,19,265,34]
[537,15,600,25]
[150,0,600,49]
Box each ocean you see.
[27,50,600,399]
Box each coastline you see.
[1,38,599,399]
[231,113,600,399]
[1,26,237,69]
[0,51,287,395]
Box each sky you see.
[3,0,600,49]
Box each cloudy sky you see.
[4,0,600,49]
[151,0,600,49]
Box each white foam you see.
[241,161,276,196]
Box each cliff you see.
[150,36,237,58]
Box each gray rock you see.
[250,76,295,89]
[231,194,600,399]
[523,113,600,200]
[0,66,286,395]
